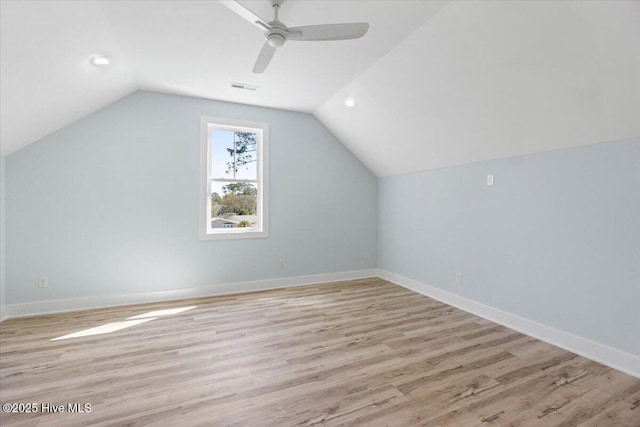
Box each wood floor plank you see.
[1,278,638,426]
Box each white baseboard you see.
[4,268,638,379]
[3,269,378,319]
[378,269,640,379]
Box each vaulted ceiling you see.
[2,1,639,176]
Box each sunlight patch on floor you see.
[51,306,198,341]
[51,318,156,341]
[127,306,197,320]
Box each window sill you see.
[199,229,269,240]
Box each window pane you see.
[210,181,258,230]
[210,129,234,178]
[201,117,267,240]
[210,129,257,181]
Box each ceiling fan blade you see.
[288,23,369,41]
[219,0,271,31]
[253,42,276,73]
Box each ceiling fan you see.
[220,0,370,73]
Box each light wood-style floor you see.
[1,278,638,426]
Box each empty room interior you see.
[1,0,639,425]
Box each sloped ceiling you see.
[0,0,137,155]
[316,1,640,176]
[98,0,446,112]
[2,1,639,177]
[0,0,446,156]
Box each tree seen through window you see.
[210,130,258,227]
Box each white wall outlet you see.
[487,174,494,186]
[38,277,49,288]
[279,259,285,269]
[456,272,463,284]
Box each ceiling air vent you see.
[231,82,259,91]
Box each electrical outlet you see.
[487,174,494,186]
[38,277,49,288]
[456,273,463,284]
[279,259,285,269]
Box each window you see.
[199,117,268,239]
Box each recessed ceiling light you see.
[90,54,111,66]
[345,97,356,108]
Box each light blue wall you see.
[378,138,640,356]
[1,155,6,315]
[6,90,637,359]
[5,91,377,303]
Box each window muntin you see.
[199,117,268,239]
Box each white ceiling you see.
[0,0,446,156]
[316,1,640,176]
[2,1,639,176]
[0,0,137,156]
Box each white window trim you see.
[199,116,269,240]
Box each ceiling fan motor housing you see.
[265,19,288,48]
[267,31,286,47]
